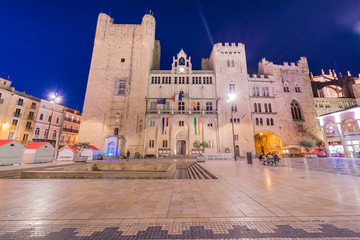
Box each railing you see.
[64,117,81,124]
[146,109,218,115]
[27,115,34,120]
[25,127,33,132]
[10,125,17,130]
[31,105,36,109]
[251,112,277,115]
[17,101,23,106]
[62,128,79,133]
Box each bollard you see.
[246,152,252,164]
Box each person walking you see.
[126,150,130,162]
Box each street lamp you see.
[45,92,61,145]
[227,93,237,161]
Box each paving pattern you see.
[0,157,360,239]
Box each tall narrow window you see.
[266,118,269,125]
[178,101,185,111]
[163,140,168,148]
[255,118,259,125]
[149,140,154,148]
[206,102,213,111]
[258,103,261,112]
[231,103,237,112]
[291,100,302,120]
[260,118,263,126]
[231,60,235,67]
[284,82,290,92]
[227,60,230,67]
[264,103,268,112]
[255,87,259,96]
[270,118,274,126]
[268,103,272,113]
[254,103,257,112]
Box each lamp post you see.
[227,93,237,161]
[45,93,61,147]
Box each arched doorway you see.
[235,145,240,156]
[175,130,187,155]
[255,132,282,155]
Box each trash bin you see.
[246,152,252,164]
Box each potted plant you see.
[193,140,209,162]
[298,139,316,158]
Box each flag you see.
[162,118,168,135]
[157,98,166,104]
[194,117,200,135]
[192,102,197,110]
[172,92,183,101]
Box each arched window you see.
[258,103,261,112]
[325,122,338,135]
[266,118,269,125]
[254,103,257,112]
[227,60,230,67]
[35,128,40,135]
[255,87,259,96]
[264,103,268,112]
[342,119,360,133]
[268,103,272,113]
[252,87,255,96]
[53,130,57,138]
[295,84,301,92]
[179,57,185,65]
[284,82,290,92]
[255,118,259,125]
[291,100,302,120]
[260,118,263,126]
[231,60,235,67]
[270,118,274,126]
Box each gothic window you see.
[186,77,189,84]
[264,87,269,96]
[231,60,235,67]
[114,79,127,96]
[179,121,184,126]
[229,84,235,93]
[206,102,213,111]
[295,84,301,92]
[255,118,259,125]
[209,77,213,84]
[258,103,261,112]
[260,118,263,126]
[254,103,257,112]
[163,140,168,148]
[255,86,259,96]
[114,128,119,135]
[227,60,230,67]
[266,118,269,126]
[268,103,272,113]
[151,77,154,84]
[178,101,185,111]
[291,100,303,120]
[207,121,213,127]
[179,57,185,65]
[284,82,290,92]
[264,103,268,112]
[270,118,274,126]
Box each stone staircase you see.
[186,162,217,179]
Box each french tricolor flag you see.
[162,118,168,135]
[172,92,183,101]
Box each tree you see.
[193,140,209,155]
[73,142,91,149]
[298,139,315,153]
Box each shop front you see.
[328,141,345,157]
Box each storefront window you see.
[328,143,345,157]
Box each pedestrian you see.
[126,150,130,162]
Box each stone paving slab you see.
[0,158,360,239]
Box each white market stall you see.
[0,140,25,165]
[57,145,79,161]
[79,145,99,160]
[23,142,54,164]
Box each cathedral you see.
[78,13,323,158]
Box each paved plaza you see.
[1,157,360,239]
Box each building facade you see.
[79,13,328,158]
[59,108,81,147]
[0,77,40,143]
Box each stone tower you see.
[208,43,255,156]
[79,13,160,156]
[258,57,323,146]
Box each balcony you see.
[10,125,17,130]
[146,109,218,115]
[17,101,23,106]
[62,128,79,133]
[25,127,33,132]
[64,117,81,124]
[251,112,277,115]
[27,115,34,120]
[31,105,37,110]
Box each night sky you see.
[1,0,360,111]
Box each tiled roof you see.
[26,142,48,149]
[0,140,14,147]
[90,145,99,150]
[67,145,79,151]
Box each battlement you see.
[213,42,245,51]
[259,57,308,69]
